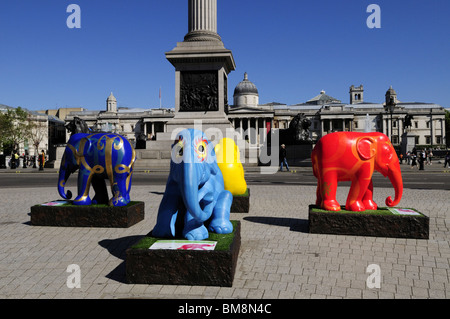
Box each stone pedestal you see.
[135,0,247,168]
[126,221,241,287]
[401,133,416,155]
[231,189,250,213]
[30,201,145,228]
[164,0,237,142]
[286,144,313,167]
[308,205,429,239]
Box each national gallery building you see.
[64,73,447,151]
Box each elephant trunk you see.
[58,154,73,200]
[180,163,211,223]
[385,159,403,207]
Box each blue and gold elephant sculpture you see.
[58,133,136,207]
[152,129,233,240]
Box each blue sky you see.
[0,0,449,111]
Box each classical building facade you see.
[227,74,447,149]
[63,76,447,156]
[65,92,175,147]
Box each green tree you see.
[0,107,33,152]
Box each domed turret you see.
[233,73,259,107]
[106,92,117,113]
[385,86,398,105]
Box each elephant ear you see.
[78,137,93,157]
[356,137,376,160]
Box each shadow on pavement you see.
[99,236,145,284]
[243,216,309,233]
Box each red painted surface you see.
[311,132,403,212]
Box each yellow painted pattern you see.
[214,138,247,196]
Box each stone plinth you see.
[126,221,241,287]
[164,0,236,139]
[231,189,250,213]
[30,201,145,228]
[308,205,429,239]
[286,144,313,167]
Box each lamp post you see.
[387,98,396,142]
[430,109,433,148]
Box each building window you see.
[425,136,431,144]
[426,121,430,129]
[354,121,358,129]
[324,120,330,132]
[415,121,418,128]
[436,136,442,145]
[415,136,420,144]
[392,136,399,144]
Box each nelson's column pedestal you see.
[136,0,252,169]
[163,0,236,139]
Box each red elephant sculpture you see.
[311,132,403,212]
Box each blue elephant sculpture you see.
[152,129,234,241]
[58,132,136,207]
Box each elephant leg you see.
[91,175,109,205]
[152,181,182,238]
[315,182,323,207]
[208,190,233,235]
[183,212,209,241]
[108,175,131,207]
[321,172,340,211]
[346,176,371,212]
[73,170,92,205]
[362,179,378,210]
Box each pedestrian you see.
[406,151,411,165]
[279,144,290,172]
[10,151,15,169]
[427,149,433,165]
[39,150,46,171]
[418,149,425,170]
[22,153,27,168]
[14,151,20,168]
[444,152,450,168]
[411,152,417,169]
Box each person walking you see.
[38,150,46,171]
[411,151,418,169]
[14,151,20,169]
[418,149,425,170]
[279,144,290,172]
[426,149,433,165]
[444,152,450,168]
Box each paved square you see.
[0,181,449,299]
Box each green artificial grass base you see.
[132,220,239,251]
[308,205,429,239]
[310,206,426,217]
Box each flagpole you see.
[159,87,162,109]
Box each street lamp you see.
[430,109,433,148]
[387,97,396,142]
